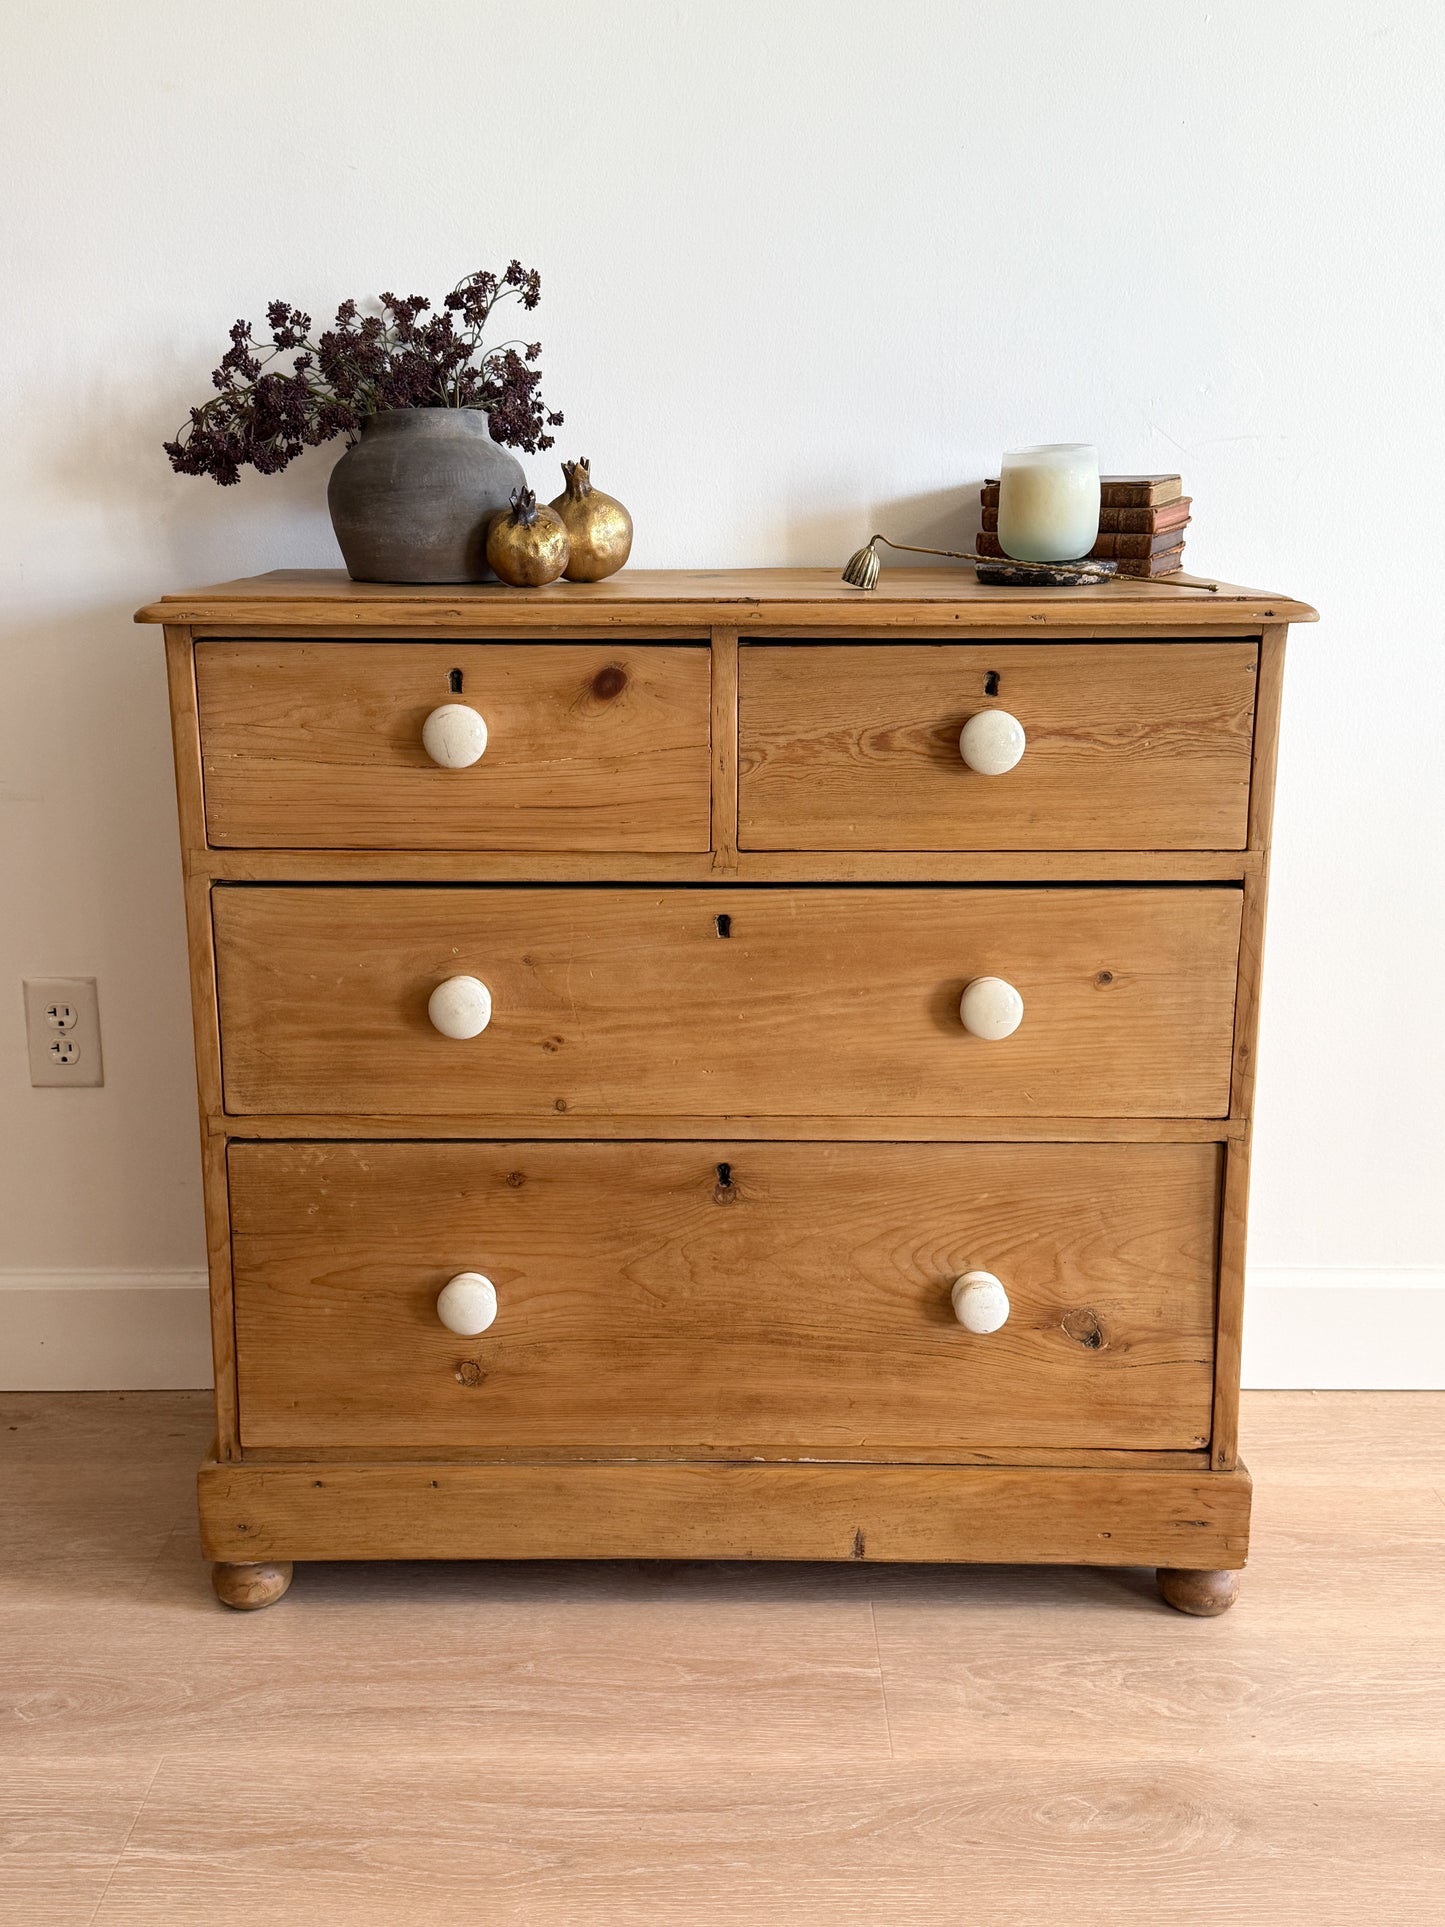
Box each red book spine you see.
[976,522,1189,558]
[1112,547,1186,577]
[973,532,1186,575]
[981,475,1183,510]
[975,530,1189,563]
[981,499,1191,535]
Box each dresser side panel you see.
[163,626,237,1455]
[1212,624,1289,1467]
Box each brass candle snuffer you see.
[841,532,1219,591]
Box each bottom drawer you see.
[230,1140,1221,1456]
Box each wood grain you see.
[162,628,237,1456]
[85,1761,1445,1927]
[1245,623,1288,852]
[134,564,1319,628]
[202,846,1258,883]
[145,573,1306,1617]
[709,626,739,870]
[1213,1135,1253,1473]
[228,1139,1220,1454]
[213,1111,1247,1142]
[2,1761,165,1927]
[4,1392,1438,1924]
[1156,1565,1240,1614]
[868,1589,1445,1762]
[198,1131,238,1460]
[1212,626,1288,1468]
[194,619,1280,642]
[1237,1388,1445,1481]
[240,1443,1213,1469]
[197,1458,1251,1567]
[212,884,1243,1119]
[161,631,219,1112]
[211,1560,293,1610]
[1230,630,1288,1121]
[740,642,1256,851]
[194,640,712,851]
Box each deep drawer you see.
[738,641,1257,850]
[194,640,712,851]
[212,884,1242,1118]
[230,1139,1221,1454]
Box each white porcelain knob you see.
[959,709,1025,775]
[436,1271,497,1336]
[422,703,488,769]
[959,975,1024,1040]
[951,1270,1010,1334]
[427,975,492,1039]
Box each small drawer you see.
[212,884,1242,1118]
[738,641,1257,850]
[230,1139,1221,1454]
[194,640,712,851]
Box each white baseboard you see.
[0,1270,211,1390]
[1,1267,1442,1393]
[1241,1268,1445,1389]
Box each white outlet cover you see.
[23,977,103,1087]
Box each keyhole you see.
[984,671,1000,696]
[448,668,464,694]
[716,1161,732,1188]
[715,913,732,938]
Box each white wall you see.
[2,0,1442,1386]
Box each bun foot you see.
[1157,1567,1240,1616]
[212,1560,293,1610]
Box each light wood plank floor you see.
[2,1392,1442,1925]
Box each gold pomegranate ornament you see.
[484,487,570,587]
[550,458,633,581]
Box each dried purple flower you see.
[165,263,561,482]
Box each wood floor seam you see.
[83,1756,164,1927]
[868,1599,895,1761]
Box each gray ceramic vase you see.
[327,408,526,583]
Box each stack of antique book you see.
[977,474,1191,577]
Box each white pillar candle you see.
[996,444,1101,562]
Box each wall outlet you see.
[23,977,104,1087]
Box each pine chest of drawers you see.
[139,566,1315,1614]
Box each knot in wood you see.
[1062,1308,1105,1350]
[454,1360,485,1388]
[590,663,628,700]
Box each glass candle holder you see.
[996,444,1101,562]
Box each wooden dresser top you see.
[136,567,1316,632]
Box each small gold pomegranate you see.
[485,488,570,587]
[550,458,633,581]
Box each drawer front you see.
[738,642,1256,850]
[194,640,712,850]
[230,1140,1220,1453]
[213,885,1242,1118]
